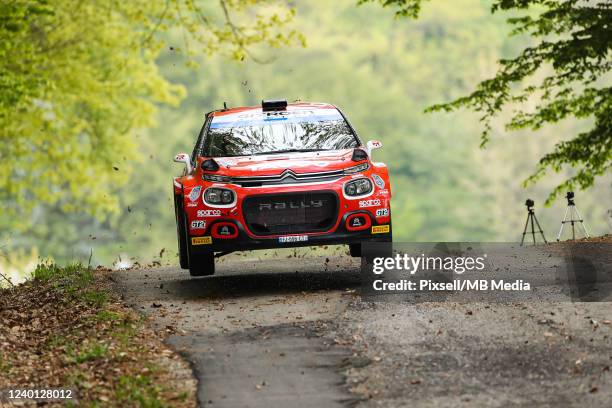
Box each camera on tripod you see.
[519,191,590,244]
[521,198,546,245]
[557,191,589,241]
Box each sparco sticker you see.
[359,199,381,208]
[372,174,385,189]
[189,186,202,202]
[197,209,222,217]
[279,235,308,243]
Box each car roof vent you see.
[262,99,287,112]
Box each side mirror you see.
[366,140,382,156]
[173,153,192,174]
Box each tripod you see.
[521,199,547,246]
[556,192,590,241]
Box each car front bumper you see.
[189,214,392,253]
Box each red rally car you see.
[173,100,392,276]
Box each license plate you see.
[278,235,308,243]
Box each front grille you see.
[243,191,338,236]
[231,169,344,187]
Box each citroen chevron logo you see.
[280,169,298,180]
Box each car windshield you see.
[202,109,359,157]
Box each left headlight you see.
[203,174,232,183]
[344,178,373,197]
[204,187,235,205]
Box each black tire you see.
[174,195,189,269]
[351,240,393,260]
[188,250,215,277]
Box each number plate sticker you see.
[371,225,390,234]
[278,235,309,243]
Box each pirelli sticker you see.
[191,236,212,245]
[371,225,390,234]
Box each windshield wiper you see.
[252,148,324,155]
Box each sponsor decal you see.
[359,199,381,208]
[378,189,390,196]
[186,202,198,207]
[197,209,222,217]
[372,174,385,189]
[211,109,342,129]
[375,208,389,217]
[278,235,309,243]
[191,220,206,229]
[352,217,363,227]
[188,186,202,202]
[259,200,324,211]
[191,236,212,245]
[372,225,390,234]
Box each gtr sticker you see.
[191,236,212,245]
[278,235,309,243]
[359,199,381,208]
[375,208,389,217]
[188,186,202,202]
[371,225,390,234]
[191,220,206,229]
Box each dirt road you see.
[114,251,612,407]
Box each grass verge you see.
[0,262,195,407]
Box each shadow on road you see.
[166,270,360,300]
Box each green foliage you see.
[32,262,88,283]
[32,262,106,305]
[1,1,179,225]
[0,0,301,229]
[115,372,165,408]
[366,0,611,204]
[431,0,611,203]
[69,342,109,364]
[3,0,610,267]
[359,0,426,18]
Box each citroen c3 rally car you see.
[173,100,392,276]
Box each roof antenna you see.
[223,101,228,110]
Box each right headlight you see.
[343,162,370,175]
[204,187,235,205]
[344,178,373,197]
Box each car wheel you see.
[174,195,189,269]
[349,243,361,257]
[188,251,215,277]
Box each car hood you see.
[210,149,357,176]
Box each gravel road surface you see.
[114,245,612,407]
